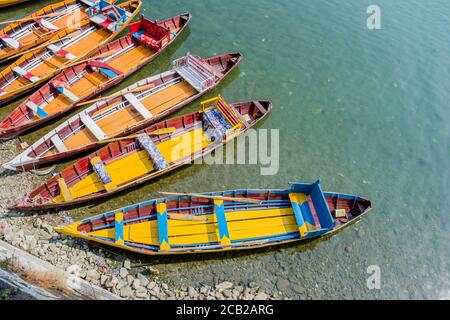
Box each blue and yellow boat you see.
[55,181,372,255]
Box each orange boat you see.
[0,0,142,105]
[4,53,243,171]
[0,0,98,62]
[0,13,191,140]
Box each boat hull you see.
[0,0,93,62]
[0,0,31,8]
[4,53,243,171]
[0,0,142,105]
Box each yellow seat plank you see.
[57,178,73,202]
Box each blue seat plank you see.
[157,203,170,250]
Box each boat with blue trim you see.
[53,180,372,255]
[0,0,142,105]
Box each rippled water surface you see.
[1,0,449,299]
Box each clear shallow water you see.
[1,0,449,299]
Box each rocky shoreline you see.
[0,141,279,300]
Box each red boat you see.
[0,13,192,141]
[3,52,243,171]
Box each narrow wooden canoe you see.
[3,53,243,170]
[0,0,142,105]
[0,13,192,141]
[53,180,372,255]
[12,96,272,210]
[0,0,96,62]
[0,0,31,8]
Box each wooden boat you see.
[0,0,99,62]
[0,0,31,8]
[11,96,272,210]
[53,180,372,255]
[3,53,243,170]
[0,13,192,141]
[0,0,142,105]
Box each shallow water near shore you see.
[0,0,449,299]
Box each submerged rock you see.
[216,281,233,291]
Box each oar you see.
[0,11,76,25]
[6,30,82,61]
[39,50,118,77]
[99,128,177,144]
[158,192,263,204]
[167,213,208,222]
[75,83,156,107]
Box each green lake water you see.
[1,0,449,299]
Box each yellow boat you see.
[0,0,98,62]
[0,0,31,8]
[0,0,142,105]
[54,181,373,255]
[12,96,272,210]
